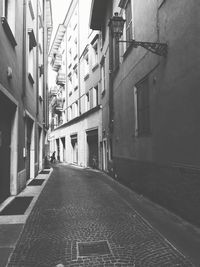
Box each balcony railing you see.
[53,98,64,113]
[56,71,66,86]
[51,53,62,71]
[49,87,58,97]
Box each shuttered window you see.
[136,77,151,136]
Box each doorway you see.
[0,93,16,203]
[61,137,66,162]
[56,138,60,162]
[102,138,108,171]
[87,129,98,168]
[26,117,33,181]
[38,127,43,171]
[71,134,78,164]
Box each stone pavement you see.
[0,169,53,267]
[7,164,196,267]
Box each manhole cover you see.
[78,241,111,257]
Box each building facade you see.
[0,0,52,205]
[49,0,102,169]
[90,0,200,227]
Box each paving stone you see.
[7,165,194,267]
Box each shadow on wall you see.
[113,157,200,228]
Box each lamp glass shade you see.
[110,13,125,38]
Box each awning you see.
[89,0,107,30]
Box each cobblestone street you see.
[7,165,194,267]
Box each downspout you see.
[36,0,39,116]
[43,0,47,129]
[108,9,114,160]
[77,1,81,116]
[22,0,27,101]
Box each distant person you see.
[92,155,97,169]
[50,151,56,163]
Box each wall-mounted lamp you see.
[109,12,168,57]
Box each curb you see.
[0,168,53,267]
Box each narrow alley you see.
[1,0,200,266]
[5,164,197,267]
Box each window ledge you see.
[1,17,17,47]
[28,73,35,84]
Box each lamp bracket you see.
[118,40,168,56]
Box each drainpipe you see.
[36,0,39,116]
[22,0,27,101]
[43,0,47,129]
[77,1,81,116]
[108,12,114,160]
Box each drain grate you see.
[39,170,50,174]
[78,241,111,257]
[0,197,33,215]
[28,179,45,186]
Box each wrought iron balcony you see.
[56,71,66,86]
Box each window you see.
[74,101,78,117]
[91,37,98,68]
[73,36,78,59]
[135,77,150,136]
[68,72,72,94]
[38,14,43,29]
[28,29,37,84]
[73,65,78,89]
[92,85,98,107]
[2,0,16,42]
[100,58,106,94]
[85,93,90,112]
[68,47,72,67]
[68,106,72,120]
[84,52,89,78]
